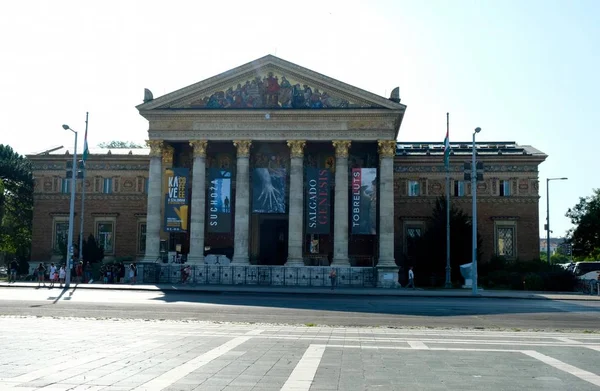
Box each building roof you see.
[395,141,546,158]
[30,146,150,157]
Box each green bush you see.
[524,273,544,291]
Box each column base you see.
[331,258,350,266]
[142,254,161,263]
[231,256,250,265]
[285,258,305,266]
[186,255,205,265]
[377,265,399,288]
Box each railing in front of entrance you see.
[137,264,377,287]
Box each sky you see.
[1,0,598,239]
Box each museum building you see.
[29,55,547,287]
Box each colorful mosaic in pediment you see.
[181,72,377,110]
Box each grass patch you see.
[305,323,317,327]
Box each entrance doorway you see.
[258,217,288,265]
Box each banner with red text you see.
[305,168,330,234]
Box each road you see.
[1,286,599,330]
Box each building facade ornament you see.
[146,140,163,158]
[332,140,351,158]
[161,143,175,164]
[378,140,396,158]
[233,140,252,157]
[287,140,306,158]
[189,140,208,158]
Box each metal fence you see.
[137,263,377,287]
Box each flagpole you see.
[78,112,89,264]
[445,112,452,288]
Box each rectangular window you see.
[499,180,511,196]
[405,226,422,258]
[138,223,147,254]
[454,180,465,197]
[103,178,113,194]
[497,226,515,258]
[97,221,114,254]
[408,180,420,196]
[144,178,149,194]
[61,178,71,194]
[54,221,69,251]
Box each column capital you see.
[378,140,397,159]
[233,140,252,157]
[287,140,306,158]
[189,140,208,158]
[161,143,174,164]
[146,140,164,158]
[332,140,351,158]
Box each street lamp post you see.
[62,124,78,287]
[471,127,481,296]
[546,177,568,264]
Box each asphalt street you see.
[1,287,599,330]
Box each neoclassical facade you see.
[29,56,546,287]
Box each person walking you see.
[36,263,46,288]
[406,266,415,289]
[129,263,137,284]
[9,259,18,283]
[329,268,337,291]
[48,263,57,288]
[58,265,66,287]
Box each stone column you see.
[331,140,351,266]
[231,140,252,264]
[286,140,306,266]
[377,140,399,287]
[188,140,208,265]
[143,140,163,263]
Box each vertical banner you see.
[351,168,377,235]
[164,168,189,232]
[207,169,232,233]
[252,168,286,213]
[305,168,330,234]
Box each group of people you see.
[99,263,137,284]
[30,261,137,287]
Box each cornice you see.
[395,196,539,204]
[34,194,147,201]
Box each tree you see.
[412,197,483,286]
[566,189,600,260]
[82,234,104,264]
[97,141,143,149]
[0,144,33,263]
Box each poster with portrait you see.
[207,169,232,233]
[305,168,330,234]
[351,168,377,235]
[164,168,189,232]
[252,168,286,213]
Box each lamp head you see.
[62,124,70,130]
[474,127,482,133]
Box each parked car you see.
[573,262,600,276]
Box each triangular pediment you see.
[137,55,405,112]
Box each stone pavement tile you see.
[192,385,226,391]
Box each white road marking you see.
[280,344,326,391]
[131,331,260,391]
[407,341,429,349]
[522,350,600,387]
[554,337,582,344]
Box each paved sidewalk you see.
[2,280,599,301]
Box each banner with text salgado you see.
[164,168,189,233]
[351,168,377,235]
[305,168,330,234]
[207,169,232,233]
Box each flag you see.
[443,127,450,169]
[82,124,89,165]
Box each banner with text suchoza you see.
[164,168,189,233]
[351,168,377,235]
[207,169,232,233]
[305,168,330,234]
